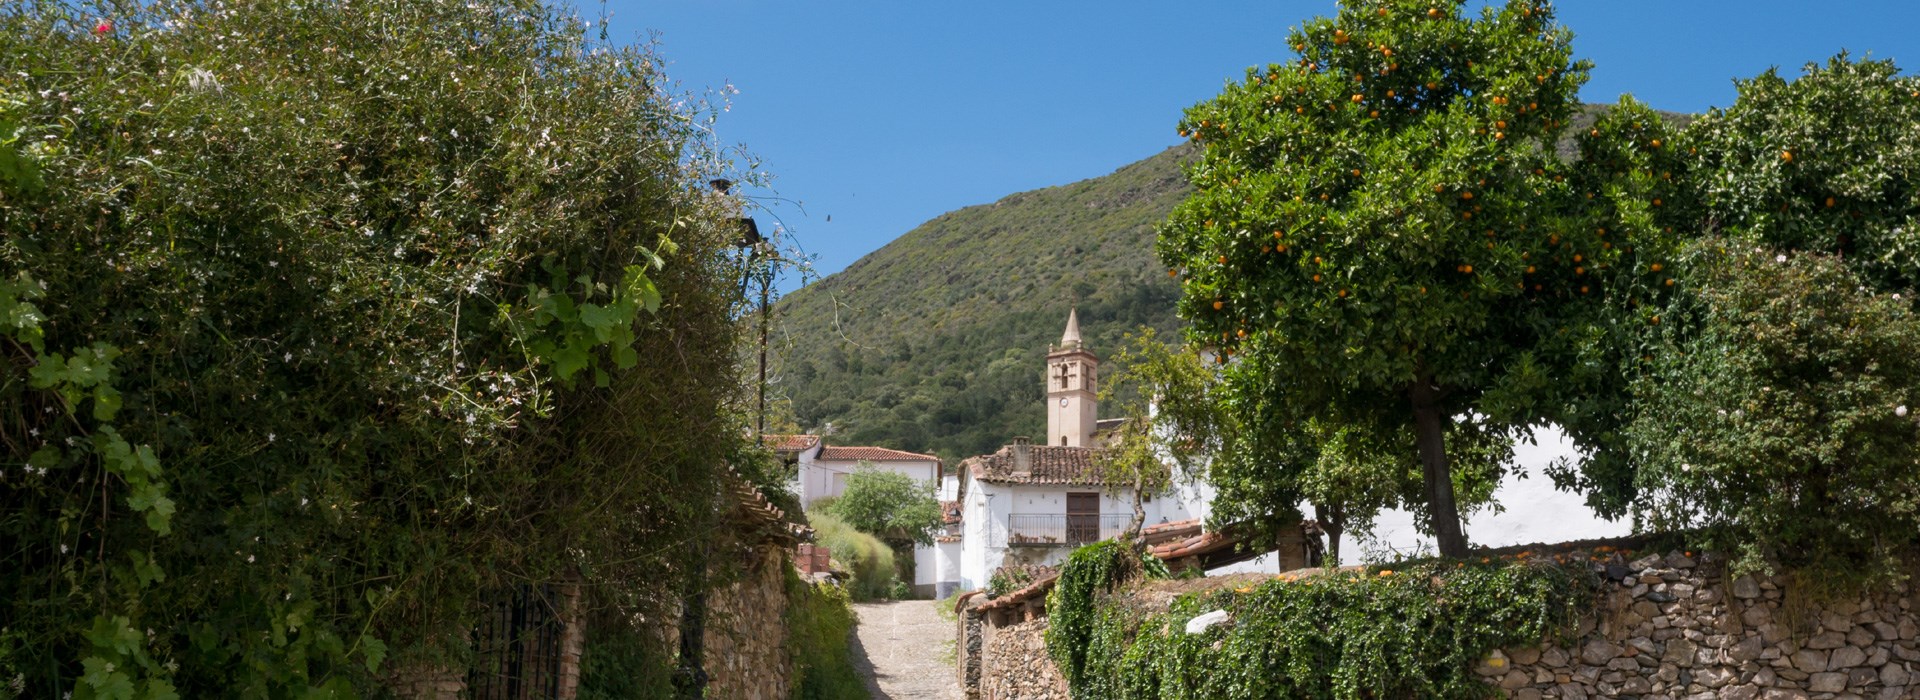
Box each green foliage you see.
[1683,53,1920,295]
[810,512,899,602]
[1045,541,1157,688]
[1068,560,1594,700]
[1096,328,1220,533]
[0,0,752,695]
[1159,0,1663,556]
[772,147,1194,461]
[825,465,943,547]
[784,566,870,700]
[1627,243,1920,581]
[575,621,674,700]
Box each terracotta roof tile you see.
[816,445,940,462]
[962,444,1109,485]
[1139,518,1203,545]
[763,434,819,452]
[940,500,964,524]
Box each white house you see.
[766,433,958,595]
[949,310,1311,595]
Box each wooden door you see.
[1066,492,1099,544]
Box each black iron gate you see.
[468,584,564,699]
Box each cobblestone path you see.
[850,600,963,700]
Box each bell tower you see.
[1045,308,1099,447]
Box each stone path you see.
[850,600,963,700]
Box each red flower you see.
[94,21,112,34]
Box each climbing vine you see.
[1050,545,1596,700]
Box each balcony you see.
[1005,513,1129,547]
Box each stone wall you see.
[979,617,1068,700]
[1477,551,1919,699]
[697,544,794,700]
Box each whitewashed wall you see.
[1339,425,1631,565]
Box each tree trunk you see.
[1123,469,1147,541]
[1314,502,1344,566]
[1409,377,1468,558]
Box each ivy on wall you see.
[1048,542,1595,700]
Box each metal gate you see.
[468,584,564,699]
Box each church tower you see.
[1045,308,1099,447]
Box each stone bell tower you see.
[1045,308,1099,447]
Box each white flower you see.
[284,352,293,362]
[1899,405,1910,417]
[247,555,255,563]
[1775,254,1787,263]
[267,432,275,442]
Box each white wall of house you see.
[1336,425,1632,565]
[956,476,1203,592]
[797,457,939,509]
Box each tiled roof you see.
[962,444,1109,485]
[1095,417,1126,432]
[817,445,940,462]
[763,434,819,452]
[941,500,964,524]
[1139,518,1203,545]
[1149,530,1238,562]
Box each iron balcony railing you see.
[1006,513,1130,546]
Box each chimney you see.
[1011,436,1032,475]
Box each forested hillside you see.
[770,145,1194,460]
[771,104,1685,464]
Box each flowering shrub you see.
[1628,244,1920,581]
[0,0,756,695]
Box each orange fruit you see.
[1218,255,1228,264]
[1386,89,1396,98]
[1649,263,1662,272]
[1377,7,1388,16]
[1427,7,1440,18]
[1575,266,1585,275]
[1650,139,1662,148]
[1338,289,1348,298]
[1212,300,1224,310]
[1312,274,1322,282]
[1352,94,1364,103]
[1781,150,1793,162]
[1825,196,1836,208]
[1496,120,1506,129]
[1525,266,1535,274]
[1572,254,1582,262]
[1461,191,1474,200]
[1665,278,1674,286]
[1495,132,1505,140]
[1462,264,1474,274]
[1168,269,1178,277]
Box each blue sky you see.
[592,2,1920,292]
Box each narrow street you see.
[850,600,963,700]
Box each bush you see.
[785,567,870,700]
[824,465,943,547]
[1628,243,1920,582]
[0,0,748,694]
[810,511,898,602]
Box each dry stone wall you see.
[1477,551,1919,699]
[979,618,1067,700]
[691,544,794,700]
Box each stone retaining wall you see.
[1477,551,1919,699]
[979,618,1067,700]
[684,544,794,700]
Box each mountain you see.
[767,104,1690,465]
[768,145,1195,462]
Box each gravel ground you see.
[850,600,962,700]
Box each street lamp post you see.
[713,179,769,445]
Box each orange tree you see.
[1158,0,1682,557]
[1683,53,1920,296]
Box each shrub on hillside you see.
[1628,243,1920,581]
[810,511,898,602]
